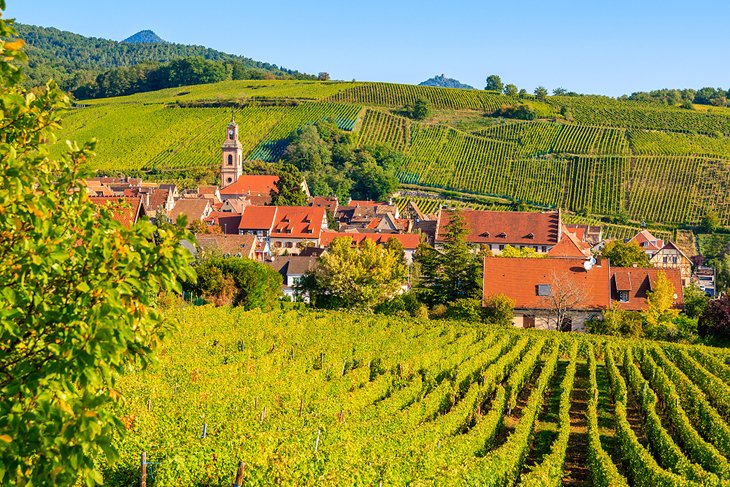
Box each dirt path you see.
[562,361,590,486]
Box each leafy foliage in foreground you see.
[0,10,194,484]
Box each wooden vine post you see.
[233,460,245,487]
[140,451,147,487]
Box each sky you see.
[6,0,729,97]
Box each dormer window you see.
[525,233,535,239]
[537,284,551,297]
[496,232,507,238]
[619,290,629,302]
[479,232,490,237]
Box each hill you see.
[420,74,474,89]
[122,29,166,44]
[13,23,312,91]
[53,79,730,228]
[101,305,730,484]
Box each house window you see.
[227,154,233,165]
[499,245,505,251]
[663,257,668,264]
[537,284,551,297]
[227,177,232,183]
[541,246,547,252]
[619,290,629,302]
[286,242,293,248]
[274,241,281,248]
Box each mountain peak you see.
[123,30,166,44]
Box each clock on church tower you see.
[221,116,243,188]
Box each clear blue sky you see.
[6,0,729,97]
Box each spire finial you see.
[230,109,235,124]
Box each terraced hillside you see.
[56,79,730,225]
[103,306,730,485]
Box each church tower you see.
[221,115,243,188]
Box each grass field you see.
[103,306,730,485]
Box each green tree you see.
[601,240,651,267]
[682,284,710,319]
[485,74,504,92]
[318,71,330,81]
[351,158,399,201]
[500,244,543,258]
[302,237,406,309]
[701,208,720,233]
[503,84,518,96]
[270,164,308,206]
[534,86,548,101]
[415,211,482,306]
[552,87,567,96]
[410,98,430,120]
[0,10,195,484]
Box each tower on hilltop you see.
[221,115,243,188]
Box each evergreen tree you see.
[415,211,482,306]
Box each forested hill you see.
[13,23,313,91]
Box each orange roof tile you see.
[611,268,683,311]
[89,196,144,228]
[548,233,592,258]
[483,257,611,310]
[319,232,421,249]
[195,234,256,257]
[239,206,326,239]
[438,210,560,246]
[220,175,279,196]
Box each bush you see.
[483,294,515,326]
[445,298,483,322]
[430,304,448,319]
[188,257,282,310]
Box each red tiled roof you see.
[311,196,338,213]
[220,175,279,196]
[483,257,611,310]
[204,212,242,234]
[89,196,144,228]
[239,206,326,239]
[319,232,421,249]
[437,210,560,246]
[147,188,170,211]
[195,234,256,257]
[611,268,684,311]
[239,206,278,230]
[168,199,211,223]
[629,230,664,251]
[548,233,592,258]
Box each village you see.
[85,118,717,332]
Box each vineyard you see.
[103,306,730,485]
[55,79,730,226]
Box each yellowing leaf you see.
[4,39,24,51]
[0,434,12,443]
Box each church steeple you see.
[221,116,243,188]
